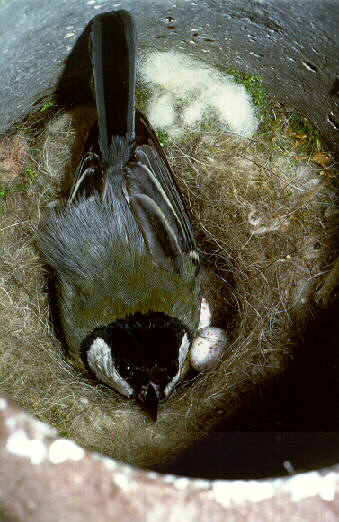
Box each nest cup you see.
[0,1,338,481]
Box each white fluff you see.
[147,93,175,128]
[140,51,258,138]
[182,100,203,125]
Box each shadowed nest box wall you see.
[0,0,338,479]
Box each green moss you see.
[227,69,268,111]
[25,166,38,180]
[40,100,55,112]
[288,112,320,155]
[228,70,320,157]
[0,186,24,198]
[155,129,170,146]
[223,67,319,157]
[257,106,322,160]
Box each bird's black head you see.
[82,311,189,420]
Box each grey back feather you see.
[38,192,144,282]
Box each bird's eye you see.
[119,360,132,377]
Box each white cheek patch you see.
[164,333,190,397]
[199,297,211,329]
[190,327,227,372]
[87,337,134,398]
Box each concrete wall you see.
[0,0,338,151]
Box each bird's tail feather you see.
[90,11,136,162]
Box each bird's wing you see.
[68,122,105,203]
[125,115,199,274]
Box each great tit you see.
[38,11,202,420]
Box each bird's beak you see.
[137,382,160,421]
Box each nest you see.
[0,91,337,473]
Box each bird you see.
[38,10,202,421]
